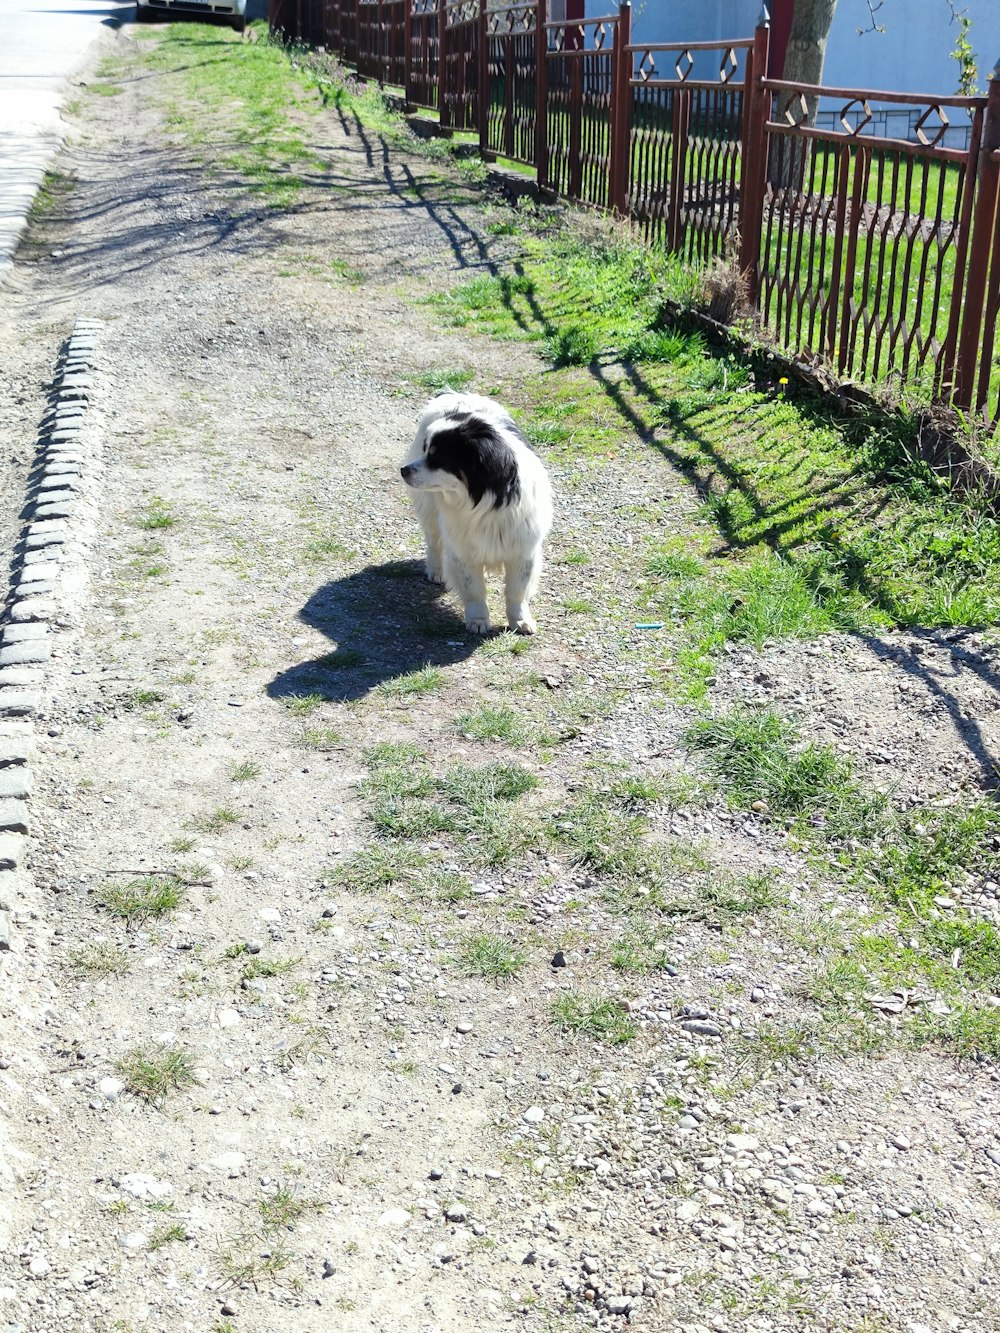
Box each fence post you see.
[438,0,449,127]
[738,16,771,301]
[937,102,984,398]
[954,69,1000,412]
[478,0,489,155]
[609,3,632,214]
[404,0,412,104]
[535,0,548,189]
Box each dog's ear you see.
[433,413,521,509]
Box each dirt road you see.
[0,20,998,1333]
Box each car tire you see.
[232,14,246,32]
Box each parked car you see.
[135,0,246,33]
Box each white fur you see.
[401,392,553,635]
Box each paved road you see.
[0,0,130,284]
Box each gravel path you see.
[0,22,998,1333]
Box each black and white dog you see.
[400,392,553,635]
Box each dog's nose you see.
[400,464,414,479]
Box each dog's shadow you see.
[267,559,481,704]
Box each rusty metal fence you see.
[268,0,1000,429]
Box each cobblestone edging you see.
[0,319,104,951]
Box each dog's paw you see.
[425,566,445,585]
[511,615,537,636]
[466,616,491,635]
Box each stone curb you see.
[0,319,104,951]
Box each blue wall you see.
[613,0,997,95]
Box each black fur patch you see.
[425,414,521,509]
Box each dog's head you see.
[401,400,520,509]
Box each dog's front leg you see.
[504,551,543,635]
[412,494,445,583]
[445,553,490,635]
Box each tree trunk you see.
[770,0,839,190]
[782,0,838,90]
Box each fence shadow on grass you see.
[266,559,481,704]
[485,267,1000,791]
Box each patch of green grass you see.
[282,692,326,715]
[240,956,301,981]
[136,498,177,530]
[699,870,784,918]
[322,843,427,893]
[547,791,664,898]
[315,647,364,669]
[258,1183,323,1231]
[149,1223,187,1251]
[127,687,166,709]
[461,933,527,981]
[328,257,365,283]
[134,24,326,209]
[415,368,474,392]
[439,761,538,810]
[457,704,529,745]
[28,169,74,224]
[377,665,445,697]
[431,215,1000,674]
[115,1046,197,1105]
[560,548,591,566]
[301,725,343,751]
[98,876,185,924]
[610,927,674,974]
[230,760,261,782]
[194,806,241,834]
[304,535,355,562]
[551,993,638,1045]
[683,707,887,840]
[370,796,458,840]
[736,1020,822,1072]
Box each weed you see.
[322,843,427,893]
[315,647,364,669]
[169,836,196,854]
[98,876,184,924]
[68,942,131,976]
[377,665,445,696]
[440,761,538,810]
[416,368,474,392]
[304,535,355,562]
[684,707,887,839]
[551,993,638,1045]
[241,956,301,981]
[230,760,261,782]
[214,1234,291,1288]
[301,725,343,751]
[457,704,529,745]
[258,1182,323,1231]
[149,1223,187,1251]
[115,1046,197,1105]
[282,692,325,715]
[700,870,784,918]
[610,928,674,974]
[461,933,527,981]
[194,807,241,834]
[126,688,165,709]
[137,498,176,530]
